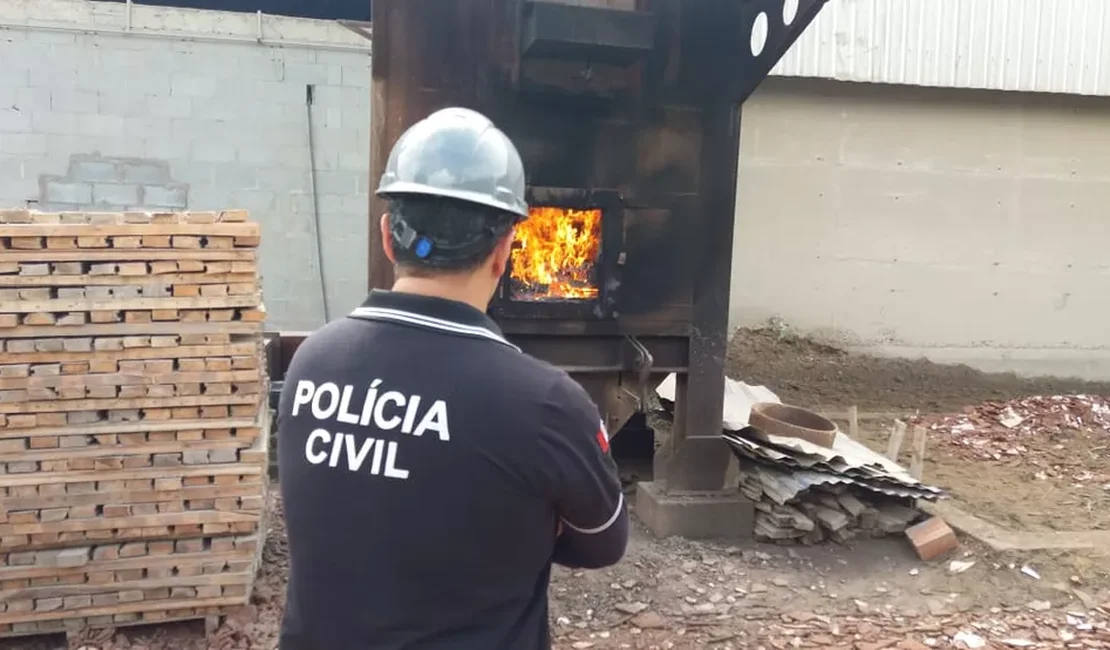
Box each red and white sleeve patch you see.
[596,419,610,454]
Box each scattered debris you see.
[910,395,1110,472]
[948,559,977,574]
[953,630,987,648]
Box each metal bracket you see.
[622,335,654,412]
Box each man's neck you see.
[391,277,490,314]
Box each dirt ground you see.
[5,327,1110,649]
[727,328,1110,533]
[726,327,1110,414]
[6,493,1109,650]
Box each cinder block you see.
[2,133,48,156]
[15,85,51,114]
[121,160,171,185]
[69,157,120,182]
[283,62,330,85]
[314,170,359,195]
[342,63,372,88]
[326,64,343,85]
[171,74,218,97]
[0,67,30,93]
[51,88,99,113]
[192,141,236,164]
[92,183,140,206]
[77,114,125,137]
[42,179,93,205]
[635,481,756,540]
[338,151,369,172]
[142,182,189,208]
[34,112,80,136]
[147,96,192,119]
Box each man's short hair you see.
[388,195,518,276]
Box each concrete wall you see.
[0,0,372,331]
[4,1,1108,378]
[732,78,1110,380]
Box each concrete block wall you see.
[732,78,1110,380]
[0,0,372,330]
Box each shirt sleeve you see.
[536,375,628,568]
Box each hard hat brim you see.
[377,181,529,219]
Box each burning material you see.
[910,394,1110,464]
[509,206,601,301]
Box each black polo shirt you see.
[276,290,628,650]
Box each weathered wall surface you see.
[0,0,372,330]
[732,78,1110,380]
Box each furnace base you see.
[635,482,755,540]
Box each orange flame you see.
[509,206,602,301]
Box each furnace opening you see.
[508,206,602,301]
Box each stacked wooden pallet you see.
[0,209,269,640]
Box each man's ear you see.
[380,214,397,263]
[490,227,516,279]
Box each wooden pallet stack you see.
[0,209,269,640]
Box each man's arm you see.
[536,376,629,569]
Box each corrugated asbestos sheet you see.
[771,0,1110,97]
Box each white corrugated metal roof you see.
[771,0,1110,97]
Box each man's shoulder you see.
[496,349,589,402]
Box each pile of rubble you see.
[910,394,1110,463]
[655,373,946,545]
[738,462,922,543]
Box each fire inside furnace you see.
[509,206,602,301]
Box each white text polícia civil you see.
[290,379,450,480]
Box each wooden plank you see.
[0,273,257,287]
[0,595,245,626]
[0,343,258,364]
[2,484,262,514]
[0,462,263,488]
[1,321,262,339]
[3,571,251,602]
[0,250,255,263]
[0,510,259,537]
[0,417,260,439]
[0,223,259,238]
[0,369,262,391]
[0,546,255,579]
[909,425,928,480]
[885,419,907,461]
[0,402,263,431]
[0,294,261,314]
[7,437,250,464]
[0,393,260,414]
[0,209,267,636]
[0,209,248,225]
[0,607,241,639]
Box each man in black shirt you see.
[277,107,629,650]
